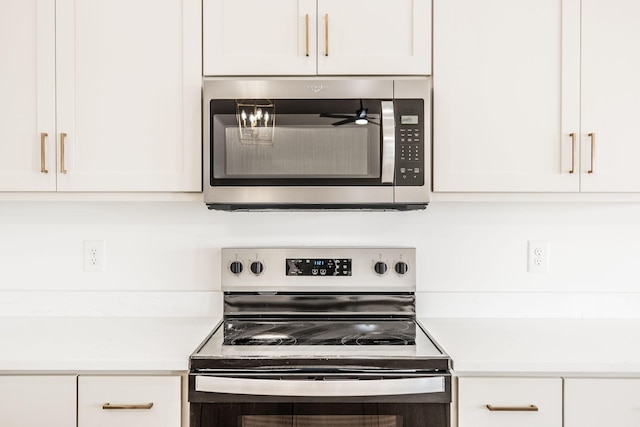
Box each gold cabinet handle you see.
[102,402,154,410]
[305,14,309,57]
[324,14,329,56]
[569,132,576,174]
[486,404,539,412]
[588,132,595,173]
[40,132,49,174]
[60,132,67,174]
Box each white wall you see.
[1,201,640,317]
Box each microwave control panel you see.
[395,99,424,186]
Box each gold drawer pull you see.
[102,402,154,410]
[486,404,538,412]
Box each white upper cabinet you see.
[0,0,201,192]
[55,0,201,191]
[433,0,579,192]
[580,0,640,192]
[203,0,317,75]
[316,0,431,75]
[203,0,431,76]
[433,0,640,193]
[0,0,56,191]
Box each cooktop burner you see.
[223,319,416,346]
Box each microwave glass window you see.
[211,99,382,180]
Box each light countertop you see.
[421,318,640,376]
[0,317,218,372]
[2,317,639,375]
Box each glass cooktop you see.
[193,319,447,361]
[223,319,416,346]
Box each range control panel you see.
[286,258,352,276]
[395,99,424,186]
[221,247,416,292]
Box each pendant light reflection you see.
[236,100,275,144]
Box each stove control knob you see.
[374,261,388,275]
[394,261,409,275]
[250,261,264,275]
[229,261,243,275]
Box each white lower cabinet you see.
[0,375,76,427]
[457,377,562,427]
[565,378,640,427]
[78,375,181,427]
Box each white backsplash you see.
[2,201,640,317]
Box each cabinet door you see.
[433,0,581,192]
[458,377,562,427]
[78,376,181,427]
[0,0,56,191]
[203,0,317,76]
[580,0,640,191]
[565,378,640,426]
[0,375,76,427]
[55,0,201,192]
[317,0,431,75]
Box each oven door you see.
[189,373,451,427]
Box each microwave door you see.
[210,99,387,186]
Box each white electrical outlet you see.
[528,240,550,273]
[84,240,106,272]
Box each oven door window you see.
[194,401,448,427]
[242,415,400,427]
[210,99,384,186]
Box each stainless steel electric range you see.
[189,247,451,427]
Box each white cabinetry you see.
[433,0,576,192]
[0,0,201,192]
[203,0,431,76]
[580,0,640,192]
[203,0,316,75]
[457,377,562,427]
[0,375,77,427]
[565,378,640,427]
[433,0,640,193]
[0,0,56,191]
[78,376,181,427]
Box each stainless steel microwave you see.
[203,78,431,211]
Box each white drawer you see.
[565,378,640,427]
[0,375,76,427]
[78,375,181,427]
[457,377,562,427]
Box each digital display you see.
[286,258,352,276]
[401,115,419,125]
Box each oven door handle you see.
[194,375,445,397]
[380,100,396,184]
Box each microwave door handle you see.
[381,101,395,184]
